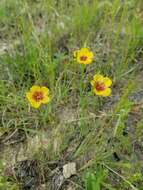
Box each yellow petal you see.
[41,96,50,104]
[30,100,41,108]
[103,77,112,87]
[41,87,49,95]
[88,51,94,59]
[93,88,104,96]
[93,87,111,97]
[26,92,32,101]
[73,50,79,57]
[101,88,111,97]
[30,85,41,92]
[93,74,104,81]
[80,47,90,53]
[86,58,93,64]
[90,80,95,86]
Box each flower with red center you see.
[90,74,112,97]
[95,82,105,91]
[73,47,94,64]
[80,56,88,61]
[26,85,50,108]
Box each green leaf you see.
[85,167,107,190]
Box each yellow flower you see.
[73,47,94,64]
[90,74,112,97]
[26,85,50,108]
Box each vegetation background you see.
[0,0,143,189]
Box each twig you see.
[102,163,138,190]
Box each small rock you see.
[63,162,76,179]
[67,186,76,190]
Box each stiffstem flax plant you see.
[73,47,94,64]
[26,85,50,108]
[90,74,112,97]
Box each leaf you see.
[85,167,107,190]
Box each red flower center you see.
[32,91,44,102]
[80,56,87,61]
[95,82,105,91]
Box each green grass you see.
[0,0,143,189]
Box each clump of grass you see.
[0,0,143,189]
